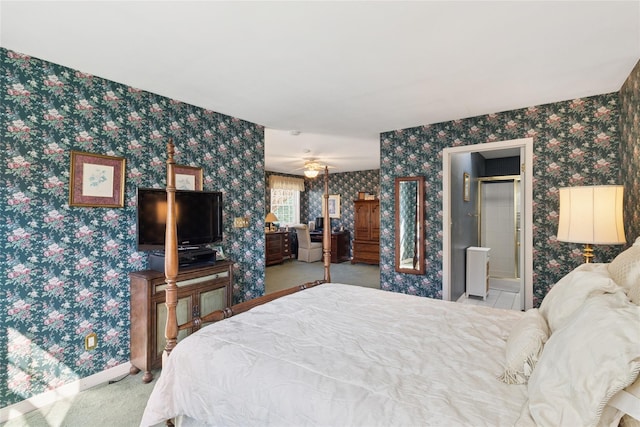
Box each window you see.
[270,189,300,226]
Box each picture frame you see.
[323,194,341,218]
[364,193,376,200]
[463,172,470,202]
[174,165,203,191]
[357,191,366,200]
[212,245,226,260]
[69,151,126,208]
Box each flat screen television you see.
[136,188,223,251]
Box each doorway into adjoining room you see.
[442,138,533,311]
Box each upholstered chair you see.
[293,224,323,262]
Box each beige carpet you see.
[6,262,379,426]
[3,369,159,427]
[265,259,380,294]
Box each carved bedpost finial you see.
[167,139,175,163]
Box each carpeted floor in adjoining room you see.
[265,259,380,294]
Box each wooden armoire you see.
[352,199,380,264]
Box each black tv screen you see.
[136,188,223,251]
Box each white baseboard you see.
[0,362,131,423]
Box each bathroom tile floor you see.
[461,288,522,311]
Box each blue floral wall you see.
[305,170,380,246]
[1,48,265,406]
[380,93,633,305]
[620,60,640,243]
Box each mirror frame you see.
[394,176,425,275]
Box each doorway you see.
[442,138,533,311]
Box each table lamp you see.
[265,212,278,232]
[556,185,625,263]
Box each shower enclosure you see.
[478,176,521,293]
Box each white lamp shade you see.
[557,185,625,245]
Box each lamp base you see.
[583,243,594,264]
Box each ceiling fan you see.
[277,149,355,176]
[300,160,327,178]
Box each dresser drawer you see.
[353,241,379,256]
[352,240,379,264]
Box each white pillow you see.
[527,291,640,427]
[498,308,549,385]
[539,263,621,332]
[608,243,640,305]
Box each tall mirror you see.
[395,176,425,274]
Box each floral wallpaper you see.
[380,93,631,305]
[305,170,380,248]
[619,60,640,244]
[1,48,265,406]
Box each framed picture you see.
[322,194,341,218]
[69,151,126,207]
[175,165,203,191]
[463,172,470,202]
[212,245,226,260]
[357,191,366,200]
[364,193,376,200]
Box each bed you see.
[140,142,640,426]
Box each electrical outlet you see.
[85,332,97,350]
[233,217,249,228]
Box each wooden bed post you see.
[323,166,331,282]
[163,140,179,361]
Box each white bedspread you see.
[140,283,527,426]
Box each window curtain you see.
[269,175,305,192]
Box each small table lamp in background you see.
[265,212,278,232]
[557,185,626,263]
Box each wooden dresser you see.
[265,231,293,265]
[129,261,233,382]
[352,200,380,265]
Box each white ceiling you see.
[1,1,639,175]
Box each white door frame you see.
[442,138,533,310]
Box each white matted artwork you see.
[174,165,203,191]
[176,174,196,190]
[82,163,114,197]
[322,194,341,218]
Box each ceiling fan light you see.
[304,169,319,178]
